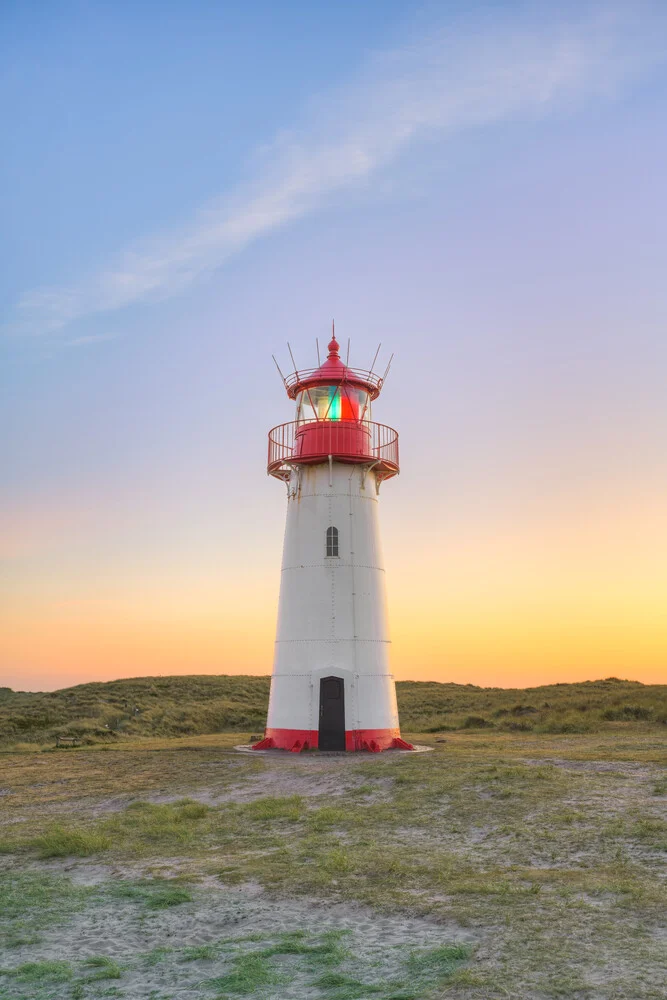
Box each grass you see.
[199,937,470,999]
[0,723,665,998]
[4,758,665,910]
[104,798,214,851]
[0,873,91,950]
[310,971,384,998]
[632,818,667,850]
[81,955,123,980]
[1,959,72,982]
[142,946,174,966]
[397,676,667,734]
[0,795,307,861]
[105,878,193,909]
[180,943,218,961]
[259,929,349,964]
[406,943,472,976]
[0,927,474,1000]
[146,885,193,908]
[1,674,665,748]
[304,943,472,999]
[34,824,112,858]
[206,953,283,994]
[243,795,304,821]
[0,674,271,746]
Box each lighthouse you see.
[253,331,413,754]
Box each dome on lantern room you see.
[308,336,349,383]
[283,336,384,402]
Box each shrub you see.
[538,713,593,734]
[601,705,653,722]
[462,716,492,729]
[499,719,534,732]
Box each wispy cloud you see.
[7,2,666,341]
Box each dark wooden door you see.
[318,676,345,750]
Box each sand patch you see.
[1,868,476,1000]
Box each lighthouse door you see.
[318,676,346,751]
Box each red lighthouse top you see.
[268,329,399,484]
[282,334,385,401]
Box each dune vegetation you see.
[0,674,665,749]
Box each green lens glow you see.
[328,387,341,420]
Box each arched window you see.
[326,526,339,557]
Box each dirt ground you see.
[0,730,665,999]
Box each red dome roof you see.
[283,336,384,400]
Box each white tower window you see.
[326,526,339,557]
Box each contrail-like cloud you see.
[7,3,667,341]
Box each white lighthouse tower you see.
[253,332,413,753]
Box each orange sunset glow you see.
[2,475,665,690]
[3,2,666,694]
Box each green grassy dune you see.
[0,674,665,747]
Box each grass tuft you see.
[105,878,192,909]
[632,819,667,850]
[146,885,193,908]
[206,953,282,994]
[34,825,111,858]
[307,806,349,831]
[260,929,349,964]
[242,796,303,821]
[142,946,173,966]
[406,943,473,977]
[82,955,123,980]
[4,959,72,982]
[180,943,218,961]
[311,971,384,998]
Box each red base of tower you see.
[251,727,414,753]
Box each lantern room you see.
[295,384,371,424]
[267,335,399,484]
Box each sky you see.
[2,0,666,692]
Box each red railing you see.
[268,419,399,480]
[283,367,384,399]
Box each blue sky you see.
[2,1,667,690]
